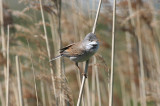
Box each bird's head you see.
[83,33,99,52]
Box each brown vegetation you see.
[0,0,159,106]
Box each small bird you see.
[50,33,99,77]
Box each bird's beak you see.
[94,40,99,43]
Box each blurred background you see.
[0,0,160,106]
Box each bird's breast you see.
[70,47,98,62]
[70,52,94,62]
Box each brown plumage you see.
[50,33,99,78]
[60,42,85,57]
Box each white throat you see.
[85,41,99,52]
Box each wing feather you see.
[60,42,85,57]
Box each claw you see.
[82,73,87,78]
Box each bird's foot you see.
[82,73,87,78]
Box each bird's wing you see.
[60,42,85,57]
[60,43,76,53]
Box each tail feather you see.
[49,55,62,62]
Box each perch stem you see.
[109,0,116,106]
[77,0,102,105]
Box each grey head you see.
[82,32,99,52]
[83,33,97,42]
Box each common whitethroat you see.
[50,33,99,77]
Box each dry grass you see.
[0,0,160,106]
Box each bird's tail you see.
[49,55,62,62]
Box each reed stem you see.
[39,0,57,99]
[27,40,39,106]
[6,25,10,106]
[15,56,24,106]
[77,60,89,106]
[77,0,102,105]
[109,0,116,105]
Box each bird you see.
[50,32,99,77]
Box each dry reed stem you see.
[6,25,10,106]
[48,15,59,77]
[145,28,160,104]
[77,60,89,106]
[24,99,28,106]
[126,0,138,106]
[116,57,129,106]
[27,40,39,106]
[92,2,99,106]
[12,82,19,106]
[41,81,46,106]
[0,83,5,106]
[109,0,116,105]
[0,1,7,104]
[148,1,160,98]
[57,1,65,105]
[85,78,91,106]
[39,0,57,99]
[118,70,127,106]
[15,56,24,106]
[92,0,102,34]
[125,32,137,106]
[95,57,102,106]
[77,0,102,105]
[39,0,51,58]
[47,86,52,106]
[136,9,146,106]
[76,68,85,106]
[0,0,6,57]
[48,14,60,105]
[92,58,96,106]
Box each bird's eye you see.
[90,39,93,42]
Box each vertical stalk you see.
[109,0,116,106]
[0,83,5,106]
[92,57,96,106]
[0,0,6,57]
[27,40,39,106]
[24,99,28,106]
[85,78,91,106]
[39,0,50,58]
[57,0,66,105]
[125,32,137,106]
[116,58,128,106]
[6,25,10,106]
[39,0,56,99]
[92,0,102,34]
[0,1,7,105]
[77,60,89,106]
[126,0,138,106]
[136,11,146,106]
[41,81,46,106]
[47,86,52,106]
[15,56,24,106]
[77,0,102,105]
[12,82,19,106]
[95,58,102,106]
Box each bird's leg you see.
[75,62,87,78]
[75,62,79,69]
[75,62,82,72]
